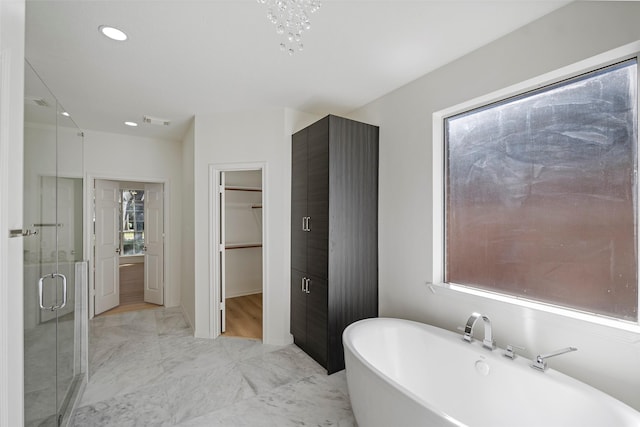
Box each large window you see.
[121,189,144,256]
[445,59,638,322]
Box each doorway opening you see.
[213,166,265,340]
[92,179,165,317]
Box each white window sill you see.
[432,282,640,335]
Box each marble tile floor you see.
[25,313,77,426]
[72,306,357,426]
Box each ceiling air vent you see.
[143,115,170,126]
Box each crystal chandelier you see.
[257,0,322,55]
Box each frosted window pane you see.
[445,59,638,321]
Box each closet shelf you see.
[225,186,262,192]
[225,243,262,250]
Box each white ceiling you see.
[25,0,570,141]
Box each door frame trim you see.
[209,163,267,340]
[86,173,169,319]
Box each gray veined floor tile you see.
[237,345,326,395]
[74,307,357,426]
[72,385,174,427]
[218,335,286,361]
[180,373,357,427]
[24,385,57,424]
[90,309,158,332]
[82,331,164,405]
[88,324,158,360]
[91,333,161,369]
[155,311,192,337]
[154,306,185,319]
[79,357,165,407]
[162,362,256,424]
[158,334,232,374]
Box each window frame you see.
[431,42,640,332]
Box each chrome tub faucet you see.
[462,312,496,350]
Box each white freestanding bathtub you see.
[343,317,640,427]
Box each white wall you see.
[192,108,319,343]
[0,1,25,426]
[181,121,196,329]
[348,1,640,410]
[84,130,183,308]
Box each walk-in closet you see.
[220,170,263,339]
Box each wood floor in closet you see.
[120,263,144,305]
[223,293,263,340]
[98,263,159,317]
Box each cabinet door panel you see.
[305,275,328,367]
[290,269,307,347]
[291,129,308,272]
[306,118,329,279]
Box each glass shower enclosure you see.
[23,61,85,426]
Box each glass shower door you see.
[23,61,84,426]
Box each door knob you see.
[115,247,121,254]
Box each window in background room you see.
[121,189,145,256]
[445,58,638,322]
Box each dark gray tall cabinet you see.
[291,115,379,374]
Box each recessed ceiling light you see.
[99,25,128,41]
[124,121,138,127]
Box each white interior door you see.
[144,183,164,305]
[220,172,226,332]
[94,179,120,315]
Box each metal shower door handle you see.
[38,273,68,311]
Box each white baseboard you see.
[225,289,262,299]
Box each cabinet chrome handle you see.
[306,217,311,232]
[38,273,67,311]
[301,277,310,293]
[302,217,306,231]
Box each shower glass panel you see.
[23,61,84,426]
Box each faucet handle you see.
[483,338,496,351]
[503,344,525,359]
[456,325,472,342]
[531,347,577,371]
